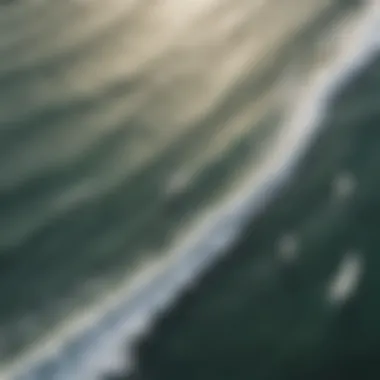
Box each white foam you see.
[327,250,364,305]
[3,1,380,379]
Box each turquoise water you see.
[0,1,379,379]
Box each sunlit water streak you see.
[0,0,379,379]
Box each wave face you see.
[0,0,379,379]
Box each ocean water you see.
[0,1,379,379]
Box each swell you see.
[0,0,355,252]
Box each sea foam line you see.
[2,1,380,379]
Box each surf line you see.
[3,1,380,379]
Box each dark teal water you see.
[0,1,379,379]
